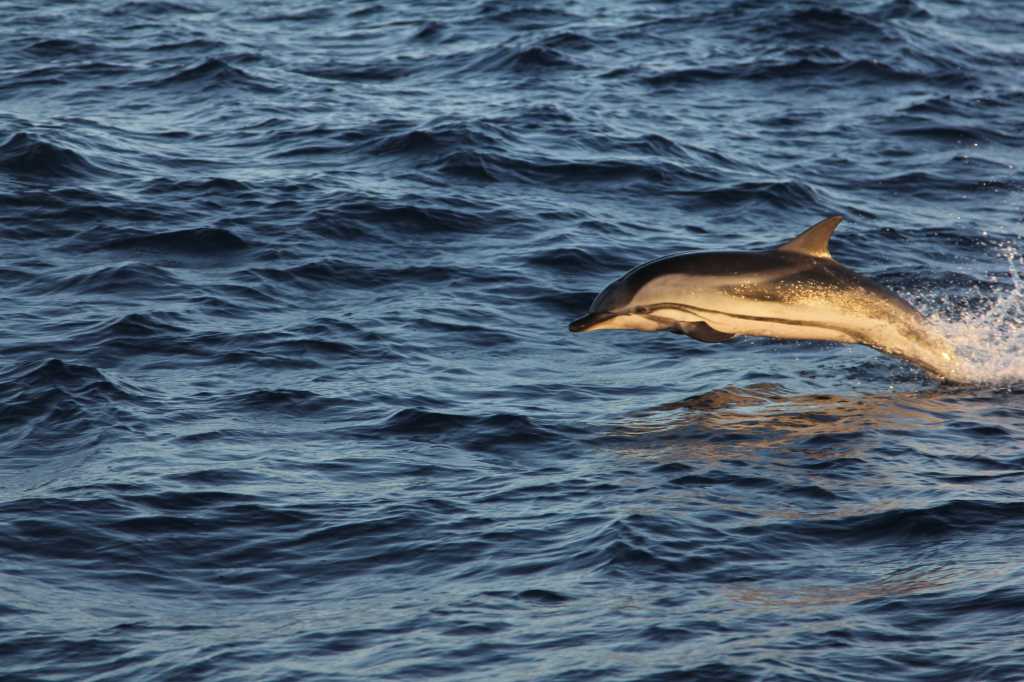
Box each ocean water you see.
[1,1,1023,680]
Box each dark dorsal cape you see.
[676,217,840,344]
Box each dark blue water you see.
[2,1,1023,680]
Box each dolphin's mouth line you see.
[568,311,619,332]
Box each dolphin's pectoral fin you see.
[673,321,735,343]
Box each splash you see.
[918,244,1024,386]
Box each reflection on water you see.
[727,564,955,610]
[725,557,1017,613]
[609,384,1024,613]
[609,382,1024,529]
[613,383,949,463]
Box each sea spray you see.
[915,244,1024,386]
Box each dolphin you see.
[569,216,965,382]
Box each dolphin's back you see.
[592,251,797,312]
[605,250,920,324]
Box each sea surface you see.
[1,1,1023,680]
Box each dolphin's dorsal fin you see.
[777,215,843,259]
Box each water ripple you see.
[2,1,1023,680]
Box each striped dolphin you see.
[569,216,965,382]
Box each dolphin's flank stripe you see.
[640,302,847,333]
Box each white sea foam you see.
[918,244,1024,386]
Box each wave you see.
[150,58,277,92]
[360,118,513,157]
[232,388,356,416]
[252,6,334,22]
[309,196,514,239]
[41,262,182,296]
[80,311,188,339]
[142,177,252,194]
[0,358,137,406]
[268,114,734,195]
[102,227,250,255]
[299,34,586,85]
[525,245,638,275]
[143,39,227,56]
[477,4,580,28]
[105,1,208,16]
[892,123,1021,145]
[785,6,902,32]
[460,44,581,73]
[296,61,411,83]
[243,258,453,293]
[381,408,566,450]
[57,311,190,360]
[174,319,402,369]
[645,57,970,89]
[0,132,107,179]
[682,180,823,211]
[757,499,1024,546]
[0,190,165,244]
[25,39,96,57]
[436,148,709,188]
[0,359,148,487]
[411,20,445,41]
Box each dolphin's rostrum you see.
[570,216,966,382]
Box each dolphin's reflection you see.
[725,558,1017,612]
[609,384,1022,610]
[608,382,996,528]
[613,382,950,464]
[726,564,954,609]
